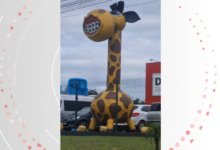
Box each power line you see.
[61,0,99,13]
[61,0,73,1]
[126,0,160,8]
[61,0,134,14]
[61,0,160,18]
[61,0,136,15]
[61,0,113,14]
[61,0,97,8]
[61,0,159,15]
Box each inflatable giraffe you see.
[83,1,140,132]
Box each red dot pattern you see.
[175,143,180,147]
[170,2,216,150]
[1,1,47,150]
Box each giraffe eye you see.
[115,12,121,16]
[110,11,121,16]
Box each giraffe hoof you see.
[107,129,113,132]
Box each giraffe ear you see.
[117,1,124,13]
[123,11,141,23]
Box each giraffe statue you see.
[83,1,140,132]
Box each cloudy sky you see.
[61,0,161,99]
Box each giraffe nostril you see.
[98,9,105,14]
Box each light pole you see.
[150,59,160,62]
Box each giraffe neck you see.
[106,28,122,91]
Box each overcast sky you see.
[61,0,161,99]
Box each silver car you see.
[146,102,161,126]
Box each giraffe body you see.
[83,1,140,132]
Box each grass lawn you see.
[61,136,160,150]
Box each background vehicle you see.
[117,104,150,132]
[61,107,92,130]
[146,102,161,126]
[60,94,95,118]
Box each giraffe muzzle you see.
[83,16,101,35]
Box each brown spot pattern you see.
[102,114,110,124]
[108,61,110,68]
[119,56,121,63]
[114,27,117,33]
[108,66,115,76]
[97,100,105,113]
[120,94,132,109]
[117,63,120,67]
[106,83,114,91]
[91,109,101,123]
[113,69,121,84]
[118,112,128,123]
[94,92,103,99]
[110,39,121,54]
[109,37,112,41]
[97,113,102,118]
[110,55,117,62]
[118,89,122,92]
[98,9,105,14]
[105,92,116,99]
[109,103,121,118]
[107,75,108,85]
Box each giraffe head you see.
[83,1,140,42]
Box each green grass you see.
[61,136,160,150]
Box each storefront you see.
[145,62,161,105]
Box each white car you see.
[117,104,150,132]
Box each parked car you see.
[60,94,95,118]
[146,102,161,126]
[61,107,92,130]
[117,104,150,132]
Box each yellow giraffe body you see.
[83,4,140,132]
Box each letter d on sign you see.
[155,78,161,85]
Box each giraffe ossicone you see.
[83,1,141,132]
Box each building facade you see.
[145,62,161,105]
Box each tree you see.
[63,86,68,94]
[88,89,98,95]
[133,98,145,104]
[145,123,161,150]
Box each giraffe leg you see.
[107,119,114,132]
[88,118,96,131]
[127,118,137,132]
